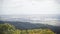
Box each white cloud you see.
[0,0,60,15]
[32,0,59,14]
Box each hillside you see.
[0,21,60,34]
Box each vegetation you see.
[0,23,17,34]
[0,23,55,34]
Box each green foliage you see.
[26,29,55,34]
[0,23,20,34]
[0,23,55,34]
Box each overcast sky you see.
[0,0,60,15]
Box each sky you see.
[0,0,60,15]
[0,0,60,26]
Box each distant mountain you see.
[0,21,60,34]
[0,21,48,29]
[0,14,60,26]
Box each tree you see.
[39,29,55,34]
[0,23,55,34]
[0,23,20,34]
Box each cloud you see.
[0,0,60,15]
[55,0,60,4]
[32,0,59,14]
[1,0,32,15]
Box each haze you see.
[0,0,60,15]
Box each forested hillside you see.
[0,23,55,34]
[0,21,60,34]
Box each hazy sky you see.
[0,0,60,15]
